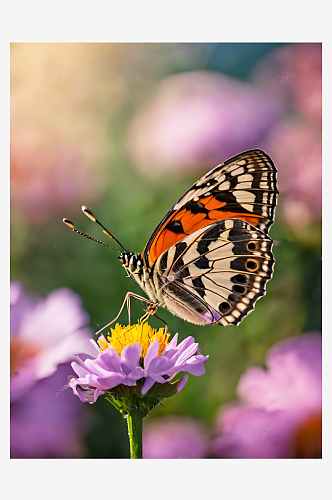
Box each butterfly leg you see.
[94,292,157,336]
[137,304,169,338]
[153,312,168,336]
[137,302,158,325]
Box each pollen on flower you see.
[97,322,170,358]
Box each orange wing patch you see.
[147,194,264,267]
[144,149,278,268]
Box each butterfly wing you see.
[144,149,278,268]
[153,218,275,326]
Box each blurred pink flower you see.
[11,363,89,458]
[143,415,209,459]
[10,142,104,225]
[263,119,321,226]
[126,71,284,177]
[10,281,93,401]
[212,333,322,458]
[237,333,322,418]
[252,43,321,127]
[251,44,321,229]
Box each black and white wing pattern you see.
[144,149,278,268]
[152,219,275,326]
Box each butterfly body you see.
[119,251,159,303]
[118,148,278,327]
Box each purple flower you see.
[143,415,209,459]
[11,363,89,458]
[212,333,322,458]
[10,282,93,401]
[213,404,293,459]
[69,322,209,403]
[126,71,284,177]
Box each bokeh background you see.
[10,43,321,458]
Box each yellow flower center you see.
[97,322,170,359]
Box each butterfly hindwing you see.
[144,149,278,267]
[152,218,275,326]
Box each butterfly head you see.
[119,252,144,272]
[118,252,133,266]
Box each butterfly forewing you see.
[144,149,278,268]
[153,219,275,326]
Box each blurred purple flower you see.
[126,71,284,177]
[10,281,93,401]
[11,363,89,458]
[212,333,322,458]
[143,415,209,459]
[213,404,293,459]
[69,327,209,403]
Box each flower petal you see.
[94,348,122,373]
[96,373,125,389]
[175,336,195,353]
[142,375,166,395]
[120,343,142,374]
[166,333,178,349]
[89,339,102,356]
[69,378,105,404]
[71,360,90,378]
[177,375,188,392]
[176,342,199,364]
[144,340,160,370]
[174,354,209,376]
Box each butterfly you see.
[64,149,278,327]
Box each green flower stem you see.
[126,405,144,459]
[105,377,186,458]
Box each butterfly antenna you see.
[81,205,127,252]
[62,218,119,251]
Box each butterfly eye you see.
[245,259,259,272]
